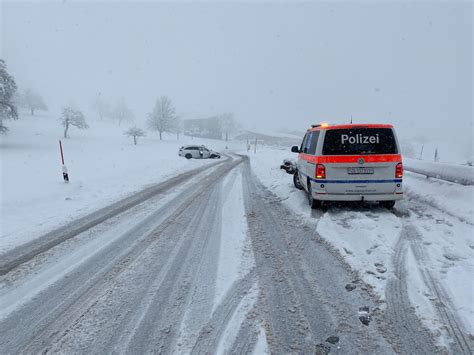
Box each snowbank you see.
[404,158,474,186]
[404,172,474,225]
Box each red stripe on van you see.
[300,154,402,164]
[309,123,394,132]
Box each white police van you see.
[291,123,403,209]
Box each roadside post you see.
[59,140,69,182]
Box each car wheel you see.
[381,200,395,209]
[307,182,321,209]
[185,153,192,159]
[293,172,304,190]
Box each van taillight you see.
[316,164,326,179]
[395,163,403,178]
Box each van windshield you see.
[322,128,398,155]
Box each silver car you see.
[179,145,221,159]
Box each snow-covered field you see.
[0,113,241,253]
[244,145,474,346]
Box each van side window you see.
[307,131,320,155]
[300,133,308,152]
[303,132,313,153]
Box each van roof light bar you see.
[311,123,329,128]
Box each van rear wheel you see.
[307,183,321,209]
[381,200,395,209]
[185,153,192,159]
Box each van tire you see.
[381,201,395,209]
[307,183,321,209]
[185,153,192,159]
[293,172,304,190]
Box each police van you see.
[291,123,403,209]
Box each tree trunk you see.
[31,108,34,115]
[63,122,69,138]
[159,130,162,140]
[133,136,137,145]
[225,131,228,141]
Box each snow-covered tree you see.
[124,126,146,145]
[112,99,134,126]
[20,88,47,115]
[147,96,177,140]
[90,94,111,120]
[60,106,89,138]
[218,113,236,141]
[0,59,18,134]
[173,117,183,140]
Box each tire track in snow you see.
[191,268,258,354]
[403,222,472,353]
[390,201,473,354]
[384,224,441,354]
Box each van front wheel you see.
[293,172,303,190]
[307,183,321,209]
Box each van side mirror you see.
[291,146,300,153]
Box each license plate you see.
[347,167,374,174]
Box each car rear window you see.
[322,128,398,155]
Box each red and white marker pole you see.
[59,140,69,182]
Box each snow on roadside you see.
[316,209,401,298]
[404,172,474,225]
[401,198,474,336]
[0,113,235,253]
[404,157,474,186]
[214,168,255,311]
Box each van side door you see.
[297,133,309,184]
[301,131,320,183]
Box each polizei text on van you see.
[341,133,380,144]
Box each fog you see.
[1,1,472,156]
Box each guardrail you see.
[404,158,474,186]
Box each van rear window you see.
[322,128,398,155]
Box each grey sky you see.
[1,1,472,150]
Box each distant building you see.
[184,117,222,140]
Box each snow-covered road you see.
[0,153,471,353]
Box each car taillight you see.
[395,162,403,178]
[315,164,326,179]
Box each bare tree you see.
[173,117,183,140]
[219,113,236,141]
[112,99,134,126]
[124,126,146,145]
[91,94,111,120]
[20,88,47,115]
[60,106,89,138]
[147,96,177,140]
[0,59,18,134]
